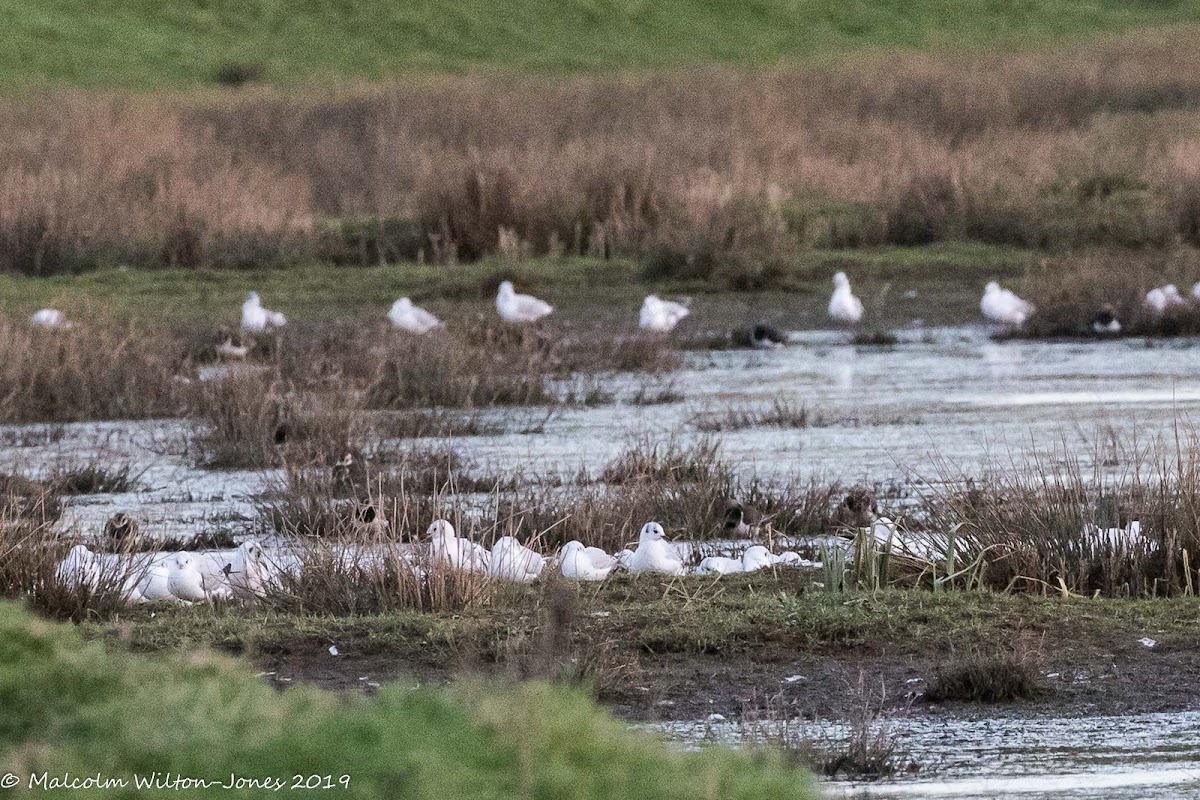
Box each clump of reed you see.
[690,399,918,433]
[267,536,497,615]
[689,398,816,433]
[740,679,909,779]
[492,438,846,552]
[0,425,67,448]
[48,461,142,495]
[185,373,364,469]
[371,409,502,439]
[924,644,1042,703]
[0,515,133,622]
[363,327,557,409]
[597,435,727,485]
[0,472,63,522]
[0,323,187,423]
[918,439,1200,597]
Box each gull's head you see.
[561,540,584,556]
[639,522,667,543]
[395,297,412,310]
[833,272,849,289]
[246,291,261,304]
[984,281,1000,294]
[498,281,515,298]
[426,519,455,539]
[239,540,263,562]
[173,552,194,569]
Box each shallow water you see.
[8,325,1200,540]
[656,711,1200,799]
[457,326,1200,484]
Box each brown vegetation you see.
[0,323,187,422]
[1018,249,1200,337]
[924,645,1042,703]
[6,31,1200,276]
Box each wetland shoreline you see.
[82,585,1200,724]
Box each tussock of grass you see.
[690,399,815,433]
[372,409,502,439]
[922,441,1200,596]
[0,425,66,448]
[0,601,817,800]
[48,462,141,495]
[924,647,1042,703]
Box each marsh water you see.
[16,324,1200,540]
[657,711,1200,799]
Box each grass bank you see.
[0,600,816,799]
[7,2,1200,89]
[0,243,1026,328]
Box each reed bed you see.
[0,322,187,422]
[5,31,1200,276]
[0,509,135,621]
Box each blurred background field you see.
[9,0,1200,89]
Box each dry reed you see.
[6,31,1200,275]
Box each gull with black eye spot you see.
[626,522,685,576]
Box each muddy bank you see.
[89,583,1200,723]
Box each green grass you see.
[81,579,1200,667]
[0,600,816,799]
[4,1,1200,89]
[0,243,1027,327]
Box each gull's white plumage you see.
[135,562,176,602]
[167,552,210,602]
[828,272,864,324]
[496,281,553,323]
[241,292,287,333]
[389,297,443,335]
[980,282,1034,326]
[1145,284,1186,315]
[427,520,490,572]
[489,536,547,583]
[31,308,68,329]
[56,545,99,590]
[559,540,617,581]
[697,555,743,575]
[639,295,690,332]
[225,540,275,600]
[626,522,685,576]
[741,545,774,572]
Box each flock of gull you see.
[26,270,1200,338]
[56,507,1150,605]
[54,519,824,604]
